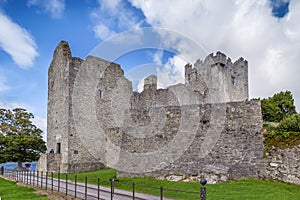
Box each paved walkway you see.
[3,173,174,200]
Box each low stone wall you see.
[37,153,61,173]
[265,145,300,185]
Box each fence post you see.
[41,171,43,188]
[37,171,39,187]
[26,170,28,184]
[46,172,48,190]
[160,186,163,200]
[66,173,68,196]
[132,182,135,200]
[110,179,119,200]
[58,171,60,192]
[85,176,88,200]
[97,178,100,200]
[74,174,77,199]
[33,171,35,186]
[110,179,113,200]
[29,171,32,185]
[200,178,207,200]
[51,172,54,192]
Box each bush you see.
[277,114,300,132]
[261,91,297,122]
[263,123,277,132]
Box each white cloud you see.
[134,51,187,93]
[0,101,25,109]
[147,50,187,89]
[27,0,65,19]
[32,116,47,141]
[93,23,116,41]
[129,0,300,111]
[137,77,144,93]
[156,55,187,89]
[91,0,143,40]
[0,12,38,68]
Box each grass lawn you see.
[0,177,49,200]
[52,169,300,200]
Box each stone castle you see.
[38,41,266,183]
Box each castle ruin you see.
[37,41,265,182]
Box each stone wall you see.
[117,101,265,183]
[38,41,264,181]
[265,146,300,185]
[37,153,61,173]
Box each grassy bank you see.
[0,177,49,200]
[53,169,300,200]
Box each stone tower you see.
[185,51,249,103]
[37,41,106,172]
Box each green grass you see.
[0,177,49,200]
[52,169,300,200]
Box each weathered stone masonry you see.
[38,41,267,183]
[265,146,300,185]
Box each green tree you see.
[276,114,300,132]
[261,91,297,122]
[0,108,46,168]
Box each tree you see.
[276,114,300,132]
[261,91,297,122]
[0,108,46,168]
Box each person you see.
[49,149,54,154]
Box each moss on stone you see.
[263,129,300,153]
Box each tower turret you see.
[144,75,157,91]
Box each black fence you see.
[3,171,207,200]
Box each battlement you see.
[195,52,248,70]
[184,63,197,83]
[144,75,157,91]
[186,52,249,102]
[209,51,227,66]
[195,51,230,67]
[233,57,248,68]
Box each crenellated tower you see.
[144,75,157,91]
[186,51,248,103]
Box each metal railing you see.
[2,170,207,200]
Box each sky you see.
[0,0,298,139]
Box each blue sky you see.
[0,0,298,138]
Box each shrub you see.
[277,114,300,132]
